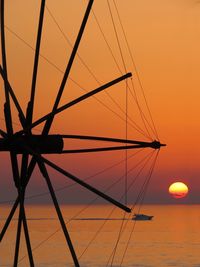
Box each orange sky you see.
[0,0,200,204]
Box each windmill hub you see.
[0,135,64,154]
[150,140,166,149]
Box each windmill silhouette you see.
[0,0,165,266]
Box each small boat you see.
[132,213,154,221]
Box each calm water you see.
[0,205,200,267]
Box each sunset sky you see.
[0,0,200,205]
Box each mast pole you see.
[38,162,80,267]
[42,0,94,135]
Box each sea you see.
[0,204,200,267]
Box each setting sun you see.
[168,182,189,199]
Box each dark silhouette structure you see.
[0,1,165,266]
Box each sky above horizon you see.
[0,0,200,206]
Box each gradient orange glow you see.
[169,182,189,199]
[0,1,200,204]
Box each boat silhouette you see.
[132,213,154,221]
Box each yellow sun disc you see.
[168,182,189,199]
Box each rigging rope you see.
[106,0,130,208]
[130,78,154,139]
[95,0,155,141]
[125,83,128,205]
[94,2,154,140]
[0,149,143,205]
[103,1,152,141]
[91,10,153,141]
[46,5,152,139]
[106,150,158,266]
[78,150,155,263]
[119,149,160,266]
[18,149,154,264]
[4,25,149,139]
[112,0,159,140]
[106,2,133,264]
